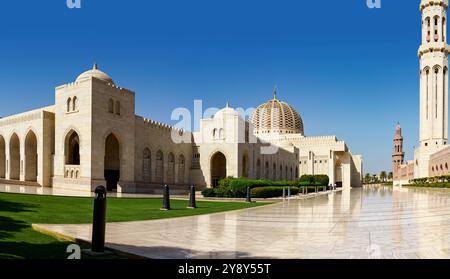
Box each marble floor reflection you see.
[35,186,450,259]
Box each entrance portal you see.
[25,131,38,182]
[211,152,226,187]
[104,134,120,191]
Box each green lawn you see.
[0,193,267,259]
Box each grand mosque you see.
[0,64,362,193]
[393,0,450,184]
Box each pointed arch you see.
[67,97,72,112]
[0,135,5,178]
[65,130,80,165]
[256,158,261,179]
[178,154,186,184]
[72,96,78,111]
[115,101,121,115]
[108,99,114,113]
[210,151,226,187]
[25,130,38,182]
[142,148,151,183]
[104,133,120,191]
[167,152,175,184]
[242,152,249,178]
[272,162,277,180]
[155,150,164,184]
[9,133,20,180]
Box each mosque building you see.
[0,64,362,193]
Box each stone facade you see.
[0,64,362,193]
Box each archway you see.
[178,154,185,184]
[167,153,175,184]
[211,152,226,187]
[25,131,38,182]
[265,161,269,179]
[142,148,151,183]
[256,159,261,179]
[335,159,343,187]
[104,133,120,191]
[65,130,80,165]
[272,163,276,180]
[9,133,20,180]
[155,150,164,183]
[242,152,249,178]
[0,136,5,178]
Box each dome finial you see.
[273,86,278,100]
[93,62,98,70]
[226,101,230,108]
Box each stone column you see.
[19,140,25,181]
[308,151,314,175]
[328,150,336,185]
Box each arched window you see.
[73,96,78,111]
[434,16,440,42]
[67,98,72,112]
[65,130,80,165]
[273,163,276,181]
[212,129,217,139]
[256,159,261,179]
[178,154,186,184]
[108,99,114,113]
[143,148,151,183]
[443,18,447,42]
[167,153,175,184]
[219,128,224,139]
[115,101,121,115]
[265,161,269,179]
[155,150,164,183]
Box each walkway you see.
[34,186,450,259]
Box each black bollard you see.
[92,185,107,253]
[246,186,252,203]
[161,184,171,210]
[188,185,197,209]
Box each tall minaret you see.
[392,124,405,173]
[419,0,449,148]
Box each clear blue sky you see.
[0,0,422,174]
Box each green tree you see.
[364,173,371,184]
[380,171,387,182]
[388,172,393,181]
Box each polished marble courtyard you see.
[34,186,450,259]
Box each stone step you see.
[0,179,40,187]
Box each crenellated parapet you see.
[420,0,448,12]
[137,116,187,135]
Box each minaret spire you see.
[273,86,278,100]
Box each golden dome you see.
[251,90,304,136]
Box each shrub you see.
[314,175,329,186]
[252,186,299,198]
[297,175,329,186]
[404,183,450,188]
[201,188,216,197]
[251,187,299,198]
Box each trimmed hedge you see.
[404,183,450,188]
[201,175,330,198]
[410,175,450,184]
[298,175,329,186]
[251,187,299,198]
